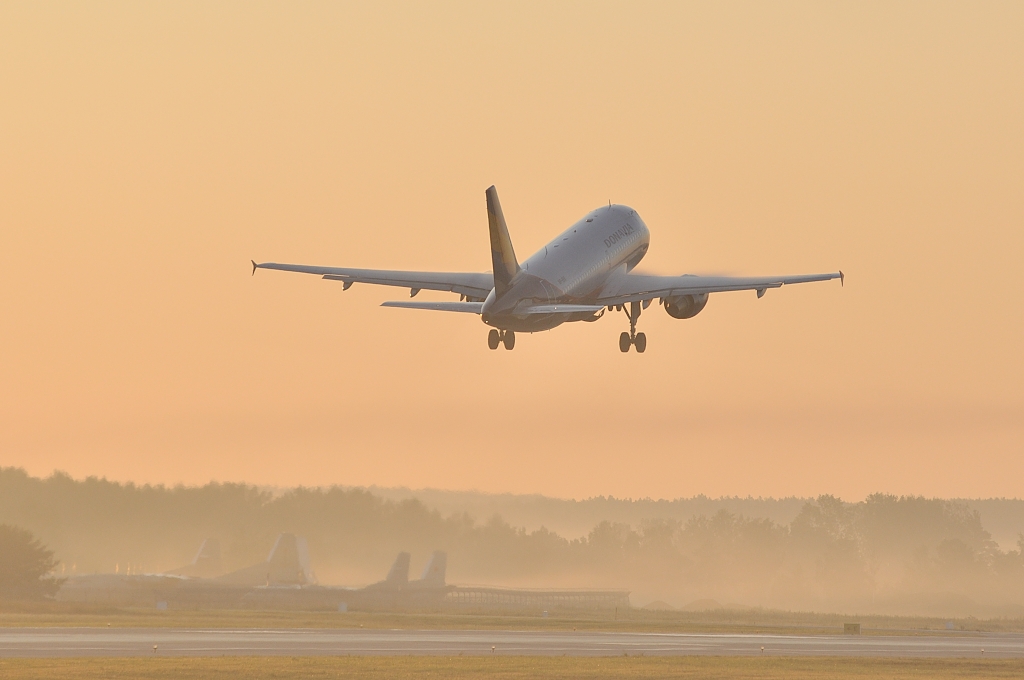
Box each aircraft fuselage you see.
[481,205,650,332]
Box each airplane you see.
[358,551,447,594]
[252,186,842,352]
[167,538,223,579]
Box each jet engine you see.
[663,294,708,319]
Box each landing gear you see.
[488,329,516,351]
[618,300,648,353]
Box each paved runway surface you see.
[2,628,1023,658]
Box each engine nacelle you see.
[663,294,708,319]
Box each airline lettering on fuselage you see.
[603,223,635,249]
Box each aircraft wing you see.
[595,271,843,305]
[252,261,494,300]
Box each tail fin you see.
[167,538,223,578]
[418,550,447,586]
[266,533,317,585]
[191,538,223,572]
[386,552,411,585]
[486,186,520,297]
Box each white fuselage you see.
[481,205,650,331]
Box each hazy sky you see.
[1,2,1021,500]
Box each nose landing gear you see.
[488,329,516,351]
[619,300,647,353]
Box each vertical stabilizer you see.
[168,538,223,578]
[295,536,317,585]
[216,533,317,586]
[191,538,223,574]
[486,186,520,297]
[266,533,316,585]
[418,551,447,586]
[386,552,411,585]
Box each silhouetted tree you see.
[0,524,63,600]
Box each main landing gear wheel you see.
[489,329,516,350]
[619,300,648,353]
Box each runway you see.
[2,628,1023,658]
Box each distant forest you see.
[2,467,1023,616]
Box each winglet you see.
[839,270,844,287]
[251,260,258,276]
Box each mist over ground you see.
[364,487,1024,552]
[3,468,1023,617]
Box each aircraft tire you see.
[635,332,647,353]
[488,329,500,350]
[503,330,516,350]
[619,332,631,353]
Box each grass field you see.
[2,656,1023,679]
[2,603,1021,635]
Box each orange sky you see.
[1,2,1021,500]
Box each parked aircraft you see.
[351,551,447,593]
[57,533,317,608]
[167,538,223,579]
[253,187,842,352]
[216,533,316,587]
[360,552,411,592]
[409,551,447,589]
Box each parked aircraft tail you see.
[486,186,520,297]
[386,552,411,585]
[192,538,223,573]
[167,538,223,578]
[415,550,447,587]
[216,533,316,586]
[266,533,317,585]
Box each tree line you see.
[1,467,1022,615]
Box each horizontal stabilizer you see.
[381,301,484,314]
[521,304,606,315]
